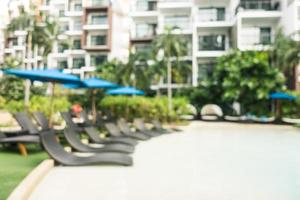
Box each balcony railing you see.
[236,0,280,12]
[161,0,191,2]
[198,35,226,51]
[136,1,157,11]
[197,9,232,22]
[89,0,110,7]
[240,33,273,47]
[164,17,192,30]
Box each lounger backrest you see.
[60,112,81,131]
[33,112,50,131]
[95,113,104,127]
[133,118,147,131]
[105,123,122,137]
[117,119,131,133]
[83,127,102,143]
[63,128,85,149]
[152,120,162,129]
[0,132,5,138]
[14,112,39,135]
[40,130,75,163]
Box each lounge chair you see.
[61,112,137,146]
[14,112,40,135]
[133,118,161,137]
[282,117,300,125]
[152,120,181,133]
[104,123,140,144]
[0,132,40,156]
[63,128,134,154]
[117,119,150,141]
[40,129,133,166]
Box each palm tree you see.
[272,29,300,89]
[117,51,152,90]
[153,26,187,111]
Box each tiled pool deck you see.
[29,122,300,200]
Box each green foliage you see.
[100,96,190,122]
[281,91,300,118]
[0,76,25,101]
[28,95,71,118]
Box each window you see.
[136,24,156,38]
[91,35,107,46]
[73,40,81,49]
[73,58,85,68]
[198,7,225,22]
[59,24,69,33]
[58,61,68,69]
[260,27,271,45]
[74,3,82,11]
[90,14,108,24]
[12,38,18,46]
[92,0,109,6]
[59,10,65,17]
[74,20,82,30]
[164,15,190,30]
[136,0,157,11]
[90,55,107,66]
[134,43,152,53]
[199,35,225,51]
[198,62,216,81]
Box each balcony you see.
[85,0,110,8]
[84,35,109,51]
[197,35,227,57]
[158,0,192,12]
[131,1,158,19]
[131,24,157,41]
[161,16,192,34]
[239,32,273,50]
[237,0,280,11]
[84,15,109,30]
[196,8,234,28]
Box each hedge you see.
[99,96,190,122]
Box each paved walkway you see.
[29,122,300,200]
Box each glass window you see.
[12,38,18,46]
[199,7,225,22]
[198,62,216,81]
[58,61,68,69]
[74,20,82,30]
[260,27,271,45]
[90,55,107,66]
[90,14,107,24]
[91,35,107,46]
[92,0,110,6]
[59,10,65,17]
[164,15,190,30]
[136,0,157,11]
[136,24,156,38]
[73,58,85,68]
[134,43,152,53]
[74,3,82,11]
[73,40,81,49]
[199,35,225,51]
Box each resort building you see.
[1,0,300,87]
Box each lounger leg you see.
[17,143,28,156]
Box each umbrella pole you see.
[49,83,56,127]
[91,89,96,122]
[24,80,31,111]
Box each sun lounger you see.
[40,129,133,166]
[152,120,182,132]
[282,117,300,124]
[133,118,161,137]
[117,119,150,141]
[104,123,139,145]
[63,128,134,154]
[61,112,137,146]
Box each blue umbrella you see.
[64,77,117,119]
[269,92,296,100]
[269,92,297,122]
[106,86,145,95]
[3,68,82,125]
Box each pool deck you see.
[29,121,300,200]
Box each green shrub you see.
[100,96,190,122]
[281,91,300,118]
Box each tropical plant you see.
[95,59,122,83]
[212,50,285,115]
[271,29,300,89]
[153,26,188,111]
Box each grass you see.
[0,145,48,200]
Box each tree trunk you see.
[167,59,172,112]
[24,30,33,110]
[91,89,97,122]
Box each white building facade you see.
[1,0,300,87]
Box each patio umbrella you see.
[269,92,296,121]
[106,86,145,95]
[4,69,82,125]
[64,77,117,119]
